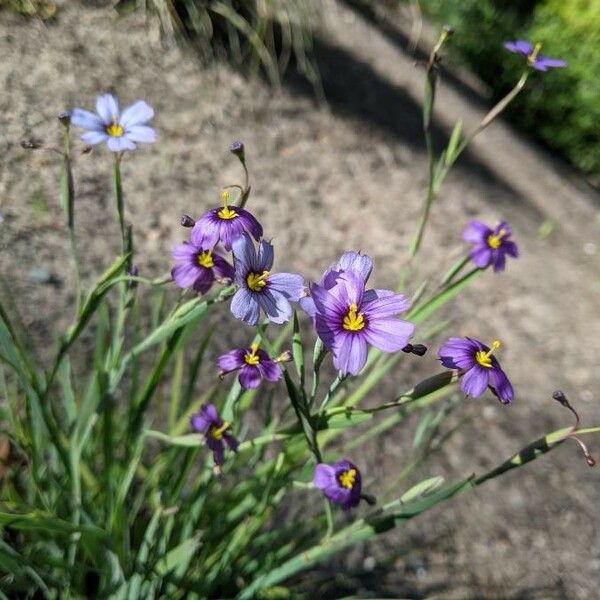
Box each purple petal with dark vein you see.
[336,251,373,283]
[172,263,201,289]
[315,315,338,352]
[70,108,104,131]
[120,100,154,128]
[329,271,364,308]
[239,365,261,389]
[224,433,239,452]
[492,251,506,273]
[461,366,489,398]
[256,239,274,271]
[192,269,215,294]
[311,283,346,320]
[363,318,414,353]
[503,240,519,258]
[489,366,514,404]
[217,348,246,372]
[237,210,263,242]
[258,359,281,382]
[257,289,292,324]
[363,288,395,303]
[363,292,410,318]
[191,214,220,250]
[96,93,119,124]
[313,463,336,490]
[267,272,305,301]
[230,288,260,326]
[333,331,367,375]
[212,254,235,281]
[232,232,258,275]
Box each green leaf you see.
[445,119,463,166]
[291,311,304,388]
[154,535,202,576]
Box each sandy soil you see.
[1,1,599,598]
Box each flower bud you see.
[402,343,427,356]
[181,214,195,228]
[230,141,245,160]
[552,390,569,406]
[57,111,71,127]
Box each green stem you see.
[113,154,126,256]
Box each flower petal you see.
[336,251,373,283]
[172,242,199,261]
[81,130,109,145]
[363,318,414,352]
[259,359,281,382]
[217,349,246,372]
[191,214,220,250]
[313,464,336,490]
[333,332,367,375]
[267,273,305,301]
[257,289,292,324]
[124,125,156,144]
[363,292,411,318]
[461,366,489,398]
[107,136,136,152]
[462,220,489,244]
[256,239,274,271]
[172,263,201,289]
[230,288,260,326]
[239,365,261,389]
[120,100,154,128]
[232,232,258,277]
[96,93,119,124]
[470,246,492,269]
[489,365,514,404]
[70,108,104,130]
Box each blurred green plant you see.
[419,0,600,178]
[117,0,322,91]
[0,0,56,18]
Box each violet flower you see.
[311,270,414,376]
[171,240,234,294]
[190,403,238,465]
[300,251,380,323]
[462,221,518,272]
[70,93,156,152]
[230,233,305,326]
[504,40,566,71]
[314,460,362,510]
[218,343,282,390]
[438,337,514,404]
[191,190,263,251]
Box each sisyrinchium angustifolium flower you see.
[230,232,305,326]
[308,259,415,376]
[70,93,156,152]
[190,404,238,466]
[191,190,263,251]
[504,40,567,72]
[171,238,234,295]
[314,460,362,511]
[217,342,282,390]
[462,220,519,273]
[438,337,514,404]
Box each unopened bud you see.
[230,141,245,160]
[275,350,292,363]
[181,214,195,228]
[127,266,139,289]
[552,390,569,406]
[402,343,428,356]
[443,25,454,36]
[58,111,71,127]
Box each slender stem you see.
[113,153,126,255]
[319,373,345,412]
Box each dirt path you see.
[1,1,599,598]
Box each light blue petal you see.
[107,136,136,153]
[96,93,119,124]
[120,100,154,128]
[81,130,109,145]
[70,108,103,131]
[124,125,156,143]
[230,288,260,326]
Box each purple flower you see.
[311,269,414,376]
[171,239,234,294]
[230,233,305,326]
[438,337,514,404]
[462,221,519,273]
[504,40,566,71]
[70,93,156,152]
[314,460,362,510]
[217,342,282,390]
[191,190,263,251]
[190,403,238,465]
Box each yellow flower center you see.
[209,421,230,441]
[338,468,357,489]
[527,42,543,66]
[487,228,507,250]
[246,271,269,292]
[475,340,501,369]
[197,250,214,269]
[244,343,260,365]
[217,190,238,220]
[106,120,124,137]
[342,303,365,331]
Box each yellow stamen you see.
[338,468,357,489]
[342,303,365,331]
[487,228,507,250]
[527,42,543,66]
[209,421,230,441]
[197,250,214,268]
[106,121,124,137]
[475,340,501,369]
[246,271,269,292]
[244,343,260,365]
[217,190,238,220]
